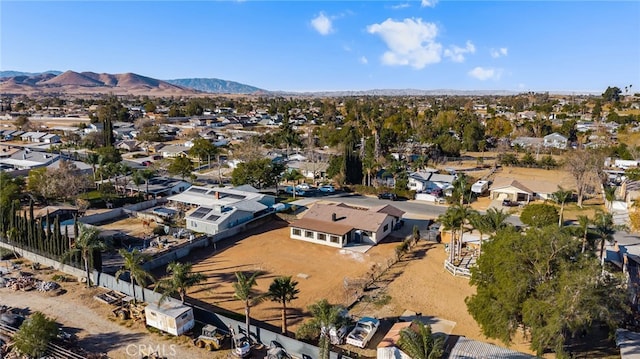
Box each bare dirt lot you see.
[173,219,402,331]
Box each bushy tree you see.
[520,203,559,228]
[296,299,349,359]
[231,158,284,189]
[167,156,194,180]
[13,311,59,358]
[467,226,629,357]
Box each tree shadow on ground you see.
[78,331,148,354]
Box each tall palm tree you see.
[131,170,144,196]
[467,211,489,256]
[115,248,154,302]
[483,207,509,233]
[233,271,265,338]
[268,276,300,335]
[397,320,444,359]
[86,152,100,182]
[438,206,463,263]
[154,262,206,304]
[296,299,348,359]
[450,204,473,261]
[140,169,156,198]
[604,185,617,210]
[576,215,592,254]
[594,211,615,266]
[551,186,573,227]
[63,224,105,288]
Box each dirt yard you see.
[173,219,403,332]
[99,217,152,238]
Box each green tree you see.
[12,311,59,358]
[602,86,622,102]
[593,210,615,266]
[189,137,218,169]
[483,207,509,233]
[468,212,490,255]
[466,226,629,356]
[155,262,206,304]
[575,215,593,254]
[520,203,559,228]
[231,158,284,189]
[140,169,156,197]
[96,145,122,165]
[551,187,573,227]
[233,271,265,337]
[296,299,348,359]
[397,320,444,359]
[268,276,300,334]
[86,152,100,182]
[63,224,105,287]
[115,248,154,302]
[167,156,194,180]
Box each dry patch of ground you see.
[98,216,153,238]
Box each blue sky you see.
[1,1,639,93]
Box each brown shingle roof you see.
[289,218,352,236]
[294,203,396,232]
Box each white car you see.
[346,317,380,348]
[319,185,336,193]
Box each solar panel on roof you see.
[189,188,208,194]
[206,214,220,221]
[225,194,246,200]
[190,207,211,219]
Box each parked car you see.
[377,192,397,201]
[346,317,380,348]
[319,184,336,193]
[502,199,519,207]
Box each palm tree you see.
[483,207,509,233]
[450,204,473,261]
[551,186,573,227]
[576,215,592,254]
[154,262,206,304]
[296,299,348,359]
[86,152,100,182]
[397,320,444,359]
[140,169,156,198]
[467,211,489,256]
[233,271,265,338]
[604,185,617,210]
[268,276,300,335]
[438,206,463,263]
[115,248,154,302]
[131,170,144,197]
[594,211,615,266]
[62,224,105,288]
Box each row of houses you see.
[0,129,61,143]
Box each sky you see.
[1,1,639,93]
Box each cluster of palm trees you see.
[438,206,509,264]
[86,152,157,197]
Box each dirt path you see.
[0,280,209,359]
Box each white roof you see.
[145,300,192,319]
[168,186,264,207]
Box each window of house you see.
[317,233,326,241]
[305,231,314,238]
[292,228,301,236]
[330,235,339,243]
[384,224,389,232]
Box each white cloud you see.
[311,12,333,35]
[443,41,476,63]
[468,67,503,81]
[490,47,508,58]
[391,3,411,9]
[367,18,442,69]
[421,0,438,7]
[359,56,368,64]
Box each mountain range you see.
[0,70,266,96]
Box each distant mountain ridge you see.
[0,70,200,96]
[165,78,266,94]
[0,70,62,78]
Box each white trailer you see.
[471,180,489,195]
[145,301,195,336]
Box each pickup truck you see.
[346,317,380,348]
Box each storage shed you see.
[145,301,195,336]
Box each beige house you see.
[290,202,405,248]
[490,177,571,202]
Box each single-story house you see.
[408,171,456,193]
[168,185,275,236]
[84,123,103,134]
[543,132,568,150]
[0,150,59,170]
[490,177,569,202]
[489,178,534,202]
[115,140,139,152]
[42,134,61,144]
[289,202,405,248]
[286,161,329,179]
[511,136,543,149]
[159,145,190,158]
[118,175,191,197]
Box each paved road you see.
[290,192,524,226]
